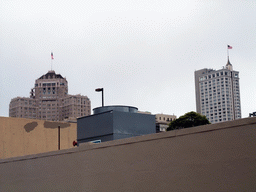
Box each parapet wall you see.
[1,117,256,191]
[0,117,76,159]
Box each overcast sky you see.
[0,0,255,118]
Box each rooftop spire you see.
[227,56,232,65]
[226,56,233,70]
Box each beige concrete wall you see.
[0,117,76,159]
[0,117,256,191]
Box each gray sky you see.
[0,0,255,118]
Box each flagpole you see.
[51,52,54,71]
[227,45,229,60]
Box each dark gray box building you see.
[77,106,156,144]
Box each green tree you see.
[167,111,210,131]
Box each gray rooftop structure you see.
[77,105,156,144]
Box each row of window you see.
[157,117,173,121]
[200,80,239,89]
[63,98,90,104]
[206,113,241,122]
[201,92,230,97]
[202,108,241,116]
[35,82,66,87]
[209,118,232,123]
[199,71,238,81]
[205,112,233,117]
[202,96,230,101]
[42,87,56,94]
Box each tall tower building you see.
[9,71,91,121]
[194,58,241,124]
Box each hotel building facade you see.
[194,58,241,124]
[9,71,91,121]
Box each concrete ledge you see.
[1,117,255,164]
[1,117,256,191]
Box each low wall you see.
[0,117,76,159]
[0,117,256,191]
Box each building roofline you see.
[38,70,64,80]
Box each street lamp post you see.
[95,88,104,107]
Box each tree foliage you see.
[167,111,210,131]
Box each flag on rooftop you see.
[228,45,232,49]
[51,52,54,60]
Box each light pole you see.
[95,88,104,107]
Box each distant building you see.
[137,111,152,115]
[155,113,176,132]
[138,112,177,132]
[194,57,241,124]
[9,71,91,121]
